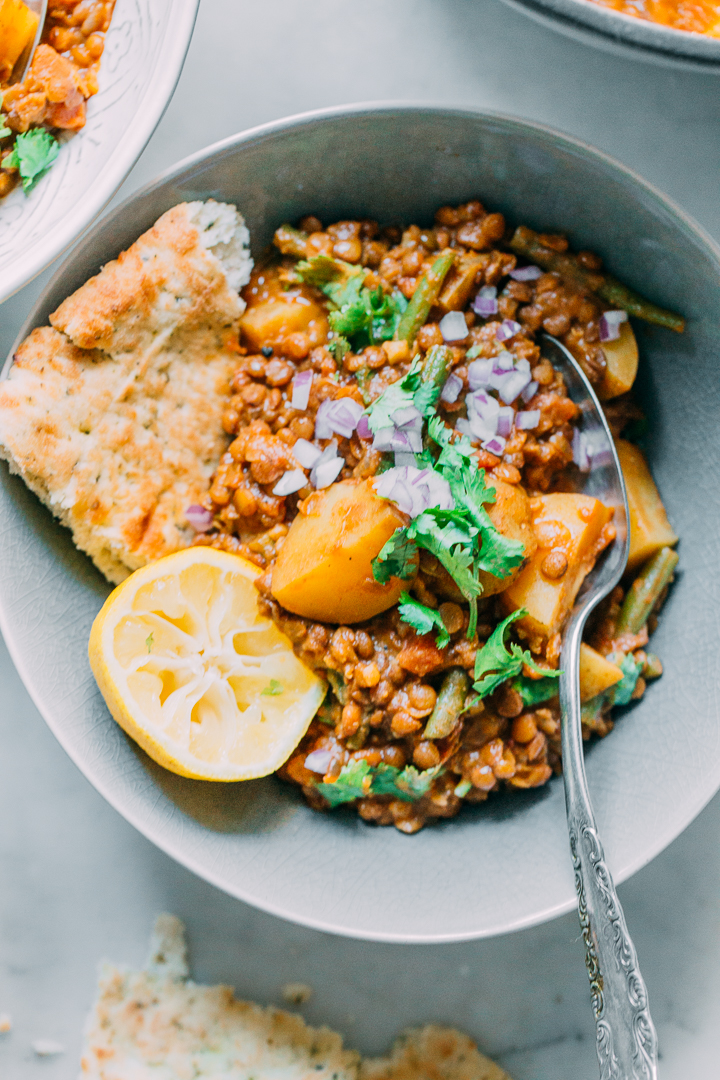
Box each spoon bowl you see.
[7,0,47,86]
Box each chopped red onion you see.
[439,311,469,342]
[372,426,395,452]
[315,397,364,440]
[304,749,333,774]
[185,505,213,532]
[497,406,515,438]
[313,456,344,489]
[495,319,522,342]
[521,379,538,404]
[515,410,540,430]
[440,373,463,403]
[573,429,612,472]
[356,414,372,440]
[310,440,341,488]
[483,435,506,456]
[472,286,498,317]
[291,370,313,410]
[497,369,532,405]
[391,405,423,429]
[467,357,494,391]
[293,438,322,469]
[599,309,628,343]
[394,451,417,468]
[273,469,307,496]
[493,350,516,372]
[509,265,542,282]
[375,466,452,518]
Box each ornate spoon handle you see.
[561,621,659,1080]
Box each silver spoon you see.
[8,0,48,85]
[542,335,659,1080]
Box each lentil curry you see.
[0,0,116,198]
[194,199,681,833]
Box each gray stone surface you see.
[2,0,720,1075]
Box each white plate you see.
[0,0,199,303]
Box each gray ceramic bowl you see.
[2,104,718,942]
[500,0,720,72]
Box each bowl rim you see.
[502,0,720,66]
[4,100,720,942]
[0,0,201,305]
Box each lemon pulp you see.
[89,547,325,781]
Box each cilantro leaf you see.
[473,610,559,698]
[372,528,418,584]
[261,679,284,696]
[2,129,59,191]
[398,592,450,648]
[512,674,559,707]
[365,358,423,434]
[145,632,154,654]
[296,256,405,350]
[317,760,441,806]
[607,652,643,706]
[316,759,372,806]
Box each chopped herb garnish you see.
[607,652,643,706]
[512,674,559,707]
[316,759,441,807]
[295,254,406,350]
[473,610,559,698]
[145,632,154,654]
[2,128,59,191]
[398,592,450,648]
[261,679,284,696]
[372,529,418,584]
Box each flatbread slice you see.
[361,1025,511,1080]
[80,914,360,1080]
[0,201,251,584]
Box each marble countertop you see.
[2,1,720,1075]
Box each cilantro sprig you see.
[295,254,406,356]
[2,128,59,192]
[473,610,559,698]
[316,759,442,807]
[372,414,525,639]
[398,592,450,648]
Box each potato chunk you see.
[271,480,412,623]
[503,493,613,640]
[240,267,328,354]
[0,0,38,82]
[477,480,537,597]
[598,321,638,400]
[615,439,677,573]
[579,642,622,702]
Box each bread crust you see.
[0,203,248,583]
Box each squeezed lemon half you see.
[88,547,325,781]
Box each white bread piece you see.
[361,1025,511,1080]
[79,915,360,1080]
[0,200,251,584]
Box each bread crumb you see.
[281,982,313,1006]
[32,1038,65,1056]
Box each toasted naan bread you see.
[0,201,251,583]
[80,916,511,1080]
[80,915,360,1080]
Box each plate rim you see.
[3,100,720,942]
[0,0,201,305]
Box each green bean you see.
[273,223,308,259]
[395,248,455,344]
[424,667,470,739]
[421,344,453,394]
[326,669,347,705]
[509,226,685,333]
[617,546,679,635]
